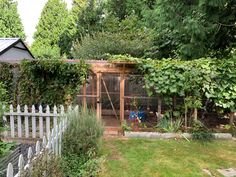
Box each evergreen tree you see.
[145,0,236,59]
[31,0,69,58]
[60,0,104,58]
[0,0,25,39]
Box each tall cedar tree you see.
[0,0,25,39]
[31,0,69,58]
[60,0,104,57]
[145,0,236,59]
[58,0,87,57]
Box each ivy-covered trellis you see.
[18,59,89,106]
[109,55,236,127]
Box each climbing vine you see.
[18,59,89,106]
[109,55,236,125]
[0,62,15,103]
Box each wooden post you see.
[96,72,102,119]
[184,106,188,130]
[91,75,95,110]
[82,81,87,112]
[229,112,234,125]
[157,96,162,120]
[193,108,198,121]
[120,65,125,123]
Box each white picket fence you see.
[3,105,77,177]
[3,105,65,139]
[6,117,68,177]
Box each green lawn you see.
[100,138,236,177]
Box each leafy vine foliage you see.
[0,62,15,103]
[18,60,89,106]
[109,55,236,114]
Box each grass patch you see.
[100,139,236,177]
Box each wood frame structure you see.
[69,60,136,124]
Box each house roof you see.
[0,38,34,58]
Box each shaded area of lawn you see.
[100,138,236,177]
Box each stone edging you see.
[124,131,232,139]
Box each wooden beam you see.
[91,66,135,74]
[82,82,87,112]
[91,75,95,110]
[96,73,102,119]
[120,65,125,123]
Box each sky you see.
[16,0,73,45]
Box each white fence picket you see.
[6,163,13,177]
[24,105,29,138]
[39,105,44,138]
[53,106,57,131]
[18,154,24,176]
[5,104,71,177]
[32,105,36,138]
[17,105,22,138]
[46,105,50,136]
[9,105,14,138]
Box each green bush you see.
[72,30,152,60]
[62,149,104,177]
[62,108,104,176]
[0,82,8,134]
[21,154,63,177]
[191,120,214,141]
[18,59,88,106]
[0,63,14,103]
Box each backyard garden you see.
[0,55,236,176]
[0,0,236,176]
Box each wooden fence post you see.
[17,105,22,138]
[24,105,29,138]
[53,106,57,131]
[39,105,44,138]
[32,105,36,138]
[7,163,13,177]
[18,154,24,176]
[10,105,14,138]
[27,147,33,164]
[46,105,50,137]
[36,141,40,155]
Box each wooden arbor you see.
[73,60,136,124]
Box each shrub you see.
[71,30,152,60]
[18,59,88,106]
[62,108,104,176]
[21,154,63,177]
[62,109,104,155]
[191,120,214,141]
[0,82,8,136]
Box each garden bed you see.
[124,131,232,139]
